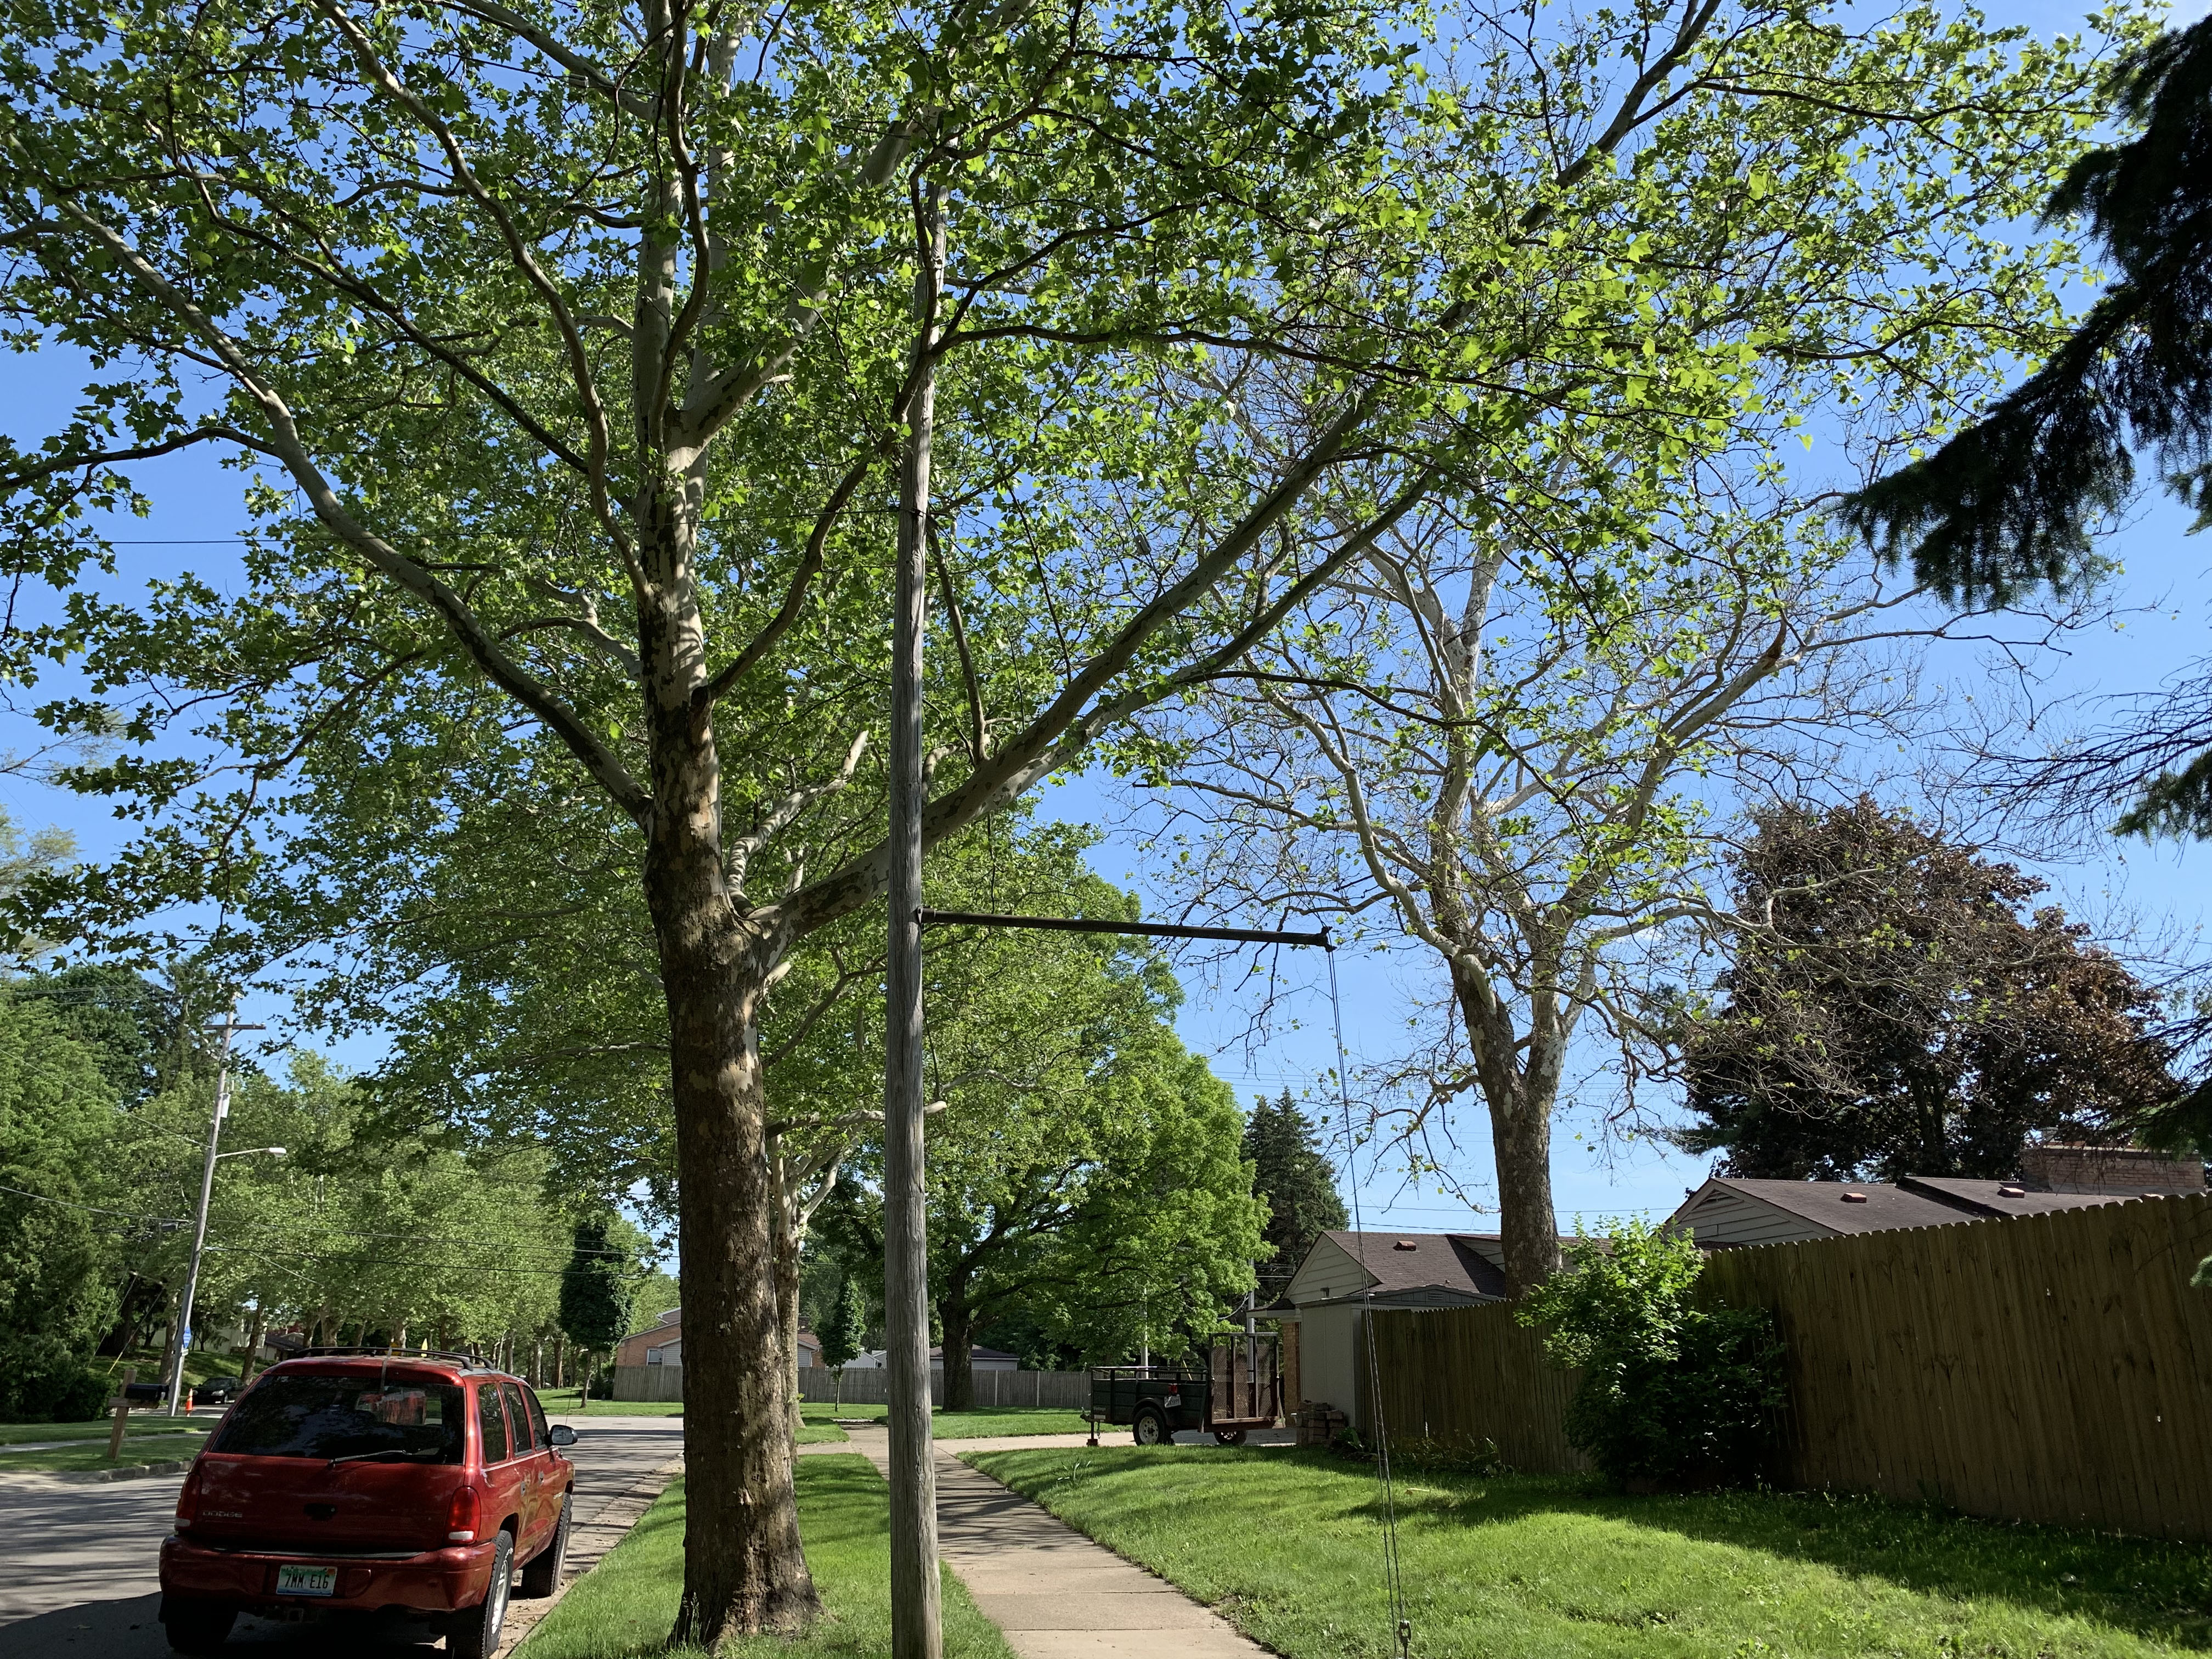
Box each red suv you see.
[157,1351,578,1656]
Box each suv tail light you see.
[174,1464,205,1532]
[446,1485,481,1543]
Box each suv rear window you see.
[213,1376,465,1464]
[477,1381,510,1463]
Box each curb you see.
[55,1458,194,1484]
[499,1455,683,1657]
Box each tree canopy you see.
[1838,18,2212,845]
[809,827,1265,1404]
[0,0,2161,1626]
[1243,1092,1346,1296]
[0,992,121,1350]
[559,1214,642,1359]
[820,1278,867,1374]
[1676,798,2183,1181]
[1841,16,2212,610]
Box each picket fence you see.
[1366,1191,2212,1541]
[608,1363,1092,1409]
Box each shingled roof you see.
[1897,1176,2137,1219]
[1682,1178,1966,1237]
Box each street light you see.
[163,1013,269,1416]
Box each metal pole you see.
[166,1013,236,1417]
[884,178,944,1659]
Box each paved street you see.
[0,1414,682,1658]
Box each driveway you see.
[0,1414,682,1658]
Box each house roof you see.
[1687,1178,1968,1236]
[1302,1230,1513,1304]
[1897,1176,2135,1219]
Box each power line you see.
[0,1182,188,1224]
[0,1181,657,1263]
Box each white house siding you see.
[1284,1237,1371,1306]
[1675,1187,1836,1247]
[1459,1237,1508,1272]
[1296,1303,1364,1429]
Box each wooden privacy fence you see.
[612,1364,1091,1409]
[1367,1193,2212,1541]
[801,1367,1091,1408]
[610,1363,686,1403]
[1364,1301,1587,1474]
[1701,1190,2212,1540]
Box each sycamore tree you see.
[1114,12,2146,1290]
[1133,471,2107,1287]
[0,0,2140,1634]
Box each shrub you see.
[1519,1222,1784,1488]
[0,1333,111,1421]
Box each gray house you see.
[1671,1146,2205,1249]
[1271,1230,1520,1433]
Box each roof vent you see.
[1997,1185,2026,1198]
[1841,1191,1869,1204]
[1392,1239,1418,1251]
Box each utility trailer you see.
[1087,1330,1280,1446]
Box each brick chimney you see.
[2016,1144,2207,1195]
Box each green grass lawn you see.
[0,1429,211,1472]
[808,1403,1089,1440]
[540,1390,687,1418]
[0,1419,131,1444]
[536,1396,845,1444]
[969,1448,2212,1659]
[517,1458,1014,1658]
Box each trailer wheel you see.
[1132,1406,1170,1446]
[1212,1428,1247,1446]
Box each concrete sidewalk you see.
[822,1423,1267,1659]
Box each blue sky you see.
[5,0,2210,1244]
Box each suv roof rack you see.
[289,1345,490,1367]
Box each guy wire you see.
[1327,940,1412,1659]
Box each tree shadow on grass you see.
[529,1457,1008,1659]
[1370,1472,2212,1651]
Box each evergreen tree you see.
[9,966,182,1106]
[1842,18,2212,833]
[1678,799,2183,1180]
[557,1216,635,1397]
[820,1278,866,1373]
[1243,1092,1348,1292]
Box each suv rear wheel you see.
[161,1598,235,1655]
[446,1529,513,1659]
[1132,1406,1169,1446]
[518,1494,571,1598]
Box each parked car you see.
[157,1351,579,1656]
[190,1376,241,1406]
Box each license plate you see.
[275,1565,336,1598]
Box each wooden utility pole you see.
[883,178,945,1659]
[106,1365,138,1462]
